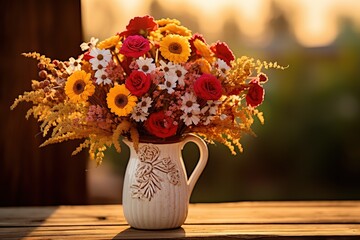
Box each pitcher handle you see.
[181,134,208,197]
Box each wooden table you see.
[0,201,359,239]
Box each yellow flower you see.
[149,30,163,42]
[159,34,191,63]
[156,18,181,27]
[159,24,192,37]
[194,58,211,74]
[107,84,137,117]
[97,35,120,50]
[193,39,215,64]
[65,70,95,102]
[81,61,93,73]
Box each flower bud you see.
[58,62,66,70]
[43,79,50,86]
[37,62,46,70]
[43,86,50,93]
[51,69,58,77]
[38,70,47,79]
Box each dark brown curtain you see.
[0,1,88,206]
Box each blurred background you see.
[1,0,360,206]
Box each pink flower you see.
[105,61,125,83]
[125,70,151,97]
[194,74,222,100]
[210,41,235,66]
[246,81,265,107]
[120,35,150,58]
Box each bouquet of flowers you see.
[11,15,285,165]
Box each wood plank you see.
[1,201,360,227]
[0,224,359,239]
[187,201,360,224]
[0,201,359,239]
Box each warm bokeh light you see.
[280,0,338,47]
[81,0,360,47]
[274,0,360,47]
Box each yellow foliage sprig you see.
[112,120,131,153]
[255,59,289,73]
[10,89,46,111]
[22,52,55,71]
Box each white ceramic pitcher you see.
[122,134,208,229]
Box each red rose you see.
[125,70,151,96]
[120,35,150,58]
[194,74,222,100]
[118,15,158,37]
[210,41,235,66]
[145,112,178,138]
[246,81,265,107]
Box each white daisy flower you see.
[66,57,82,74]
[180,110,201,126]
[136,57,156,74]
[94,69,112,85]
[220,114,228,120]
[89,48,112,70]
[159,60,176,76]
[202,114,215,125]
[216,59,230,77]
[80,37,99,51]
[131,107,149,122]
[137,97,153,113]
[91,62,106,72]
[201,100,221,115]
[158,75,177,94]
[173,64,187,86]
[181,92,200,113]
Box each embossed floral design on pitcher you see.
[122,134,208,230]
[131,144,180,200]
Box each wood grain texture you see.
[0,201,359,239]
[0,0,87,207]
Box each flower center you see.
[115,94,128,108]
[142,65,149,72]
[186,101,193,107]
[101,74,107,80]
[168,42,182,54]
[73,80,85,94]
[176,70,182,77]
[98,64,103,70]
[166,81,172,88]
[141,101,147,107]
[139,29,147,36]
[97,54,104,61]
